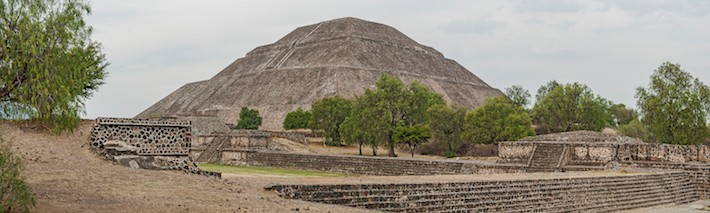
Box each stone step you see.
[298,174,687,205]
[381,178,696,212]
[279,173,686,199]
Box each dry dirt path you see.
[2,121,371,213]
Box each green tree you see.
[611,103,638,126]
[310,96,352,146]
[282,107,312,130]
[393,125,432,158]
[505,85,531,107]
[1,0,108,132]
[370,73,444,157]
[636,62,710,145]
[427,104,466,157]
[463,96,534,144]
[340,91,387,155]
[1,138,35,212]
[618,119,648,140]
[235,107,262,130]
[532,82,614,133]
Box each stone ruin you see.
[89,117,217,176]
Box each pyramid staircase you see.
[195,136,230,163]
[526,143,567,173]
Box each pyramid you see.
[137,17,503,130]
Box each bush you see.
[1,137,35,212]
[235,107,262,130]
[283,108,312,130]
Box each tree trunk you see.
[388,145,395,157]
[373,147,377,156]
[411,144,415,158]
[359,143,362,155]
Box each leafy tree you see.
[310,96,352,146]
[611,103,638,126]
[532,82,614,133]
[636,62,710,145]
[463,96,534,144]
[618,119,649,140]
[393,125,432,158]
[370,73,444,157]
[427,104,466,157]
[282,107,312,130]
[1,138,35,212]
[505,85,531,107]
[235,107,262,129]
[340,91,387,155]
[1,0,108,132]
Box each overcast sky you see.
[83,0,710,118]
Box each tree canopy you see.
[235,107,262,129]
[310,96,352,146]
[340,91,388,156]
[505,85,531,108]
[1,0,108,132]
[531,81,614,133]
[427,104,466,157]
[463,96,534,144]
[393,124,432,158]
[636,62,710,145]
[282,107,311,130]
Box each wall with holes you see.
[90,117,192,155]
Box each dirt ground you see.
[2,121,373,213]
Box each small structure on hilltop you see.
[89,117,217,176]
[499,130,710,172]
[136,17,503,130]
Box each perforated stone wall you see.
[90,117,192,155]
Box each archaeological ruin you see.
[136,17,503,130]
[85,17,710,212]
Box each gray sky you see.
[83,0,710,118]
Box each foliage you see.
[310,96,352,146]
[612,104,638,126]
[463,96,534,144]
[1,137,35,212]
[369,73,444,157]
[531,81,614,133]
[235,107,262,129]
[282,107,312,130]
[636,62,710,145]
[393,125,432,158]
[427,104,466,156]
[505,85,531,107]
[618,119,649,141]
[340,91,387,155]
[0,0,108,132]
[197,163,350,177]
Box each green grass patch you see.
[198,163,352,177]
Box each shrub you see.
[0,137,35,212]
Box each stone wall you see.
[89,117,216,176]
[190,133,291,163]
[499,141,710,165]
[268,171,699,212]
[218,149,525,176]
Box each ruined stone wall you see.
[499,141,710,166]
[219,150,524,176]
[90,117,192,155]
[189,133,290,162]
[90,117,216,176]
[269,172,699,212]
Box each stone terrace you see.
[267,170,700,212]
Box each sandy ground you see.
[2,121,705,212]
[2,122,373,213]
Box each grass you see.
[197,163,352,177]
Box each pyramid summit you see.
[137,17,503,130]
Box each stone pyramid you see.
[137,17,503,130]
